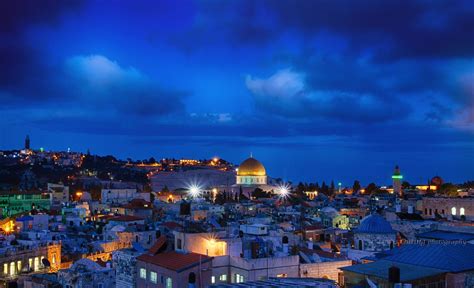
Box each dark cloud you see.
[0,0,82,86]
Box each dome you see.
[431,176,444,186]
[237,157,266,176]
[356,214,395,234]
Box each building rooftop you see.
[356,214,396,234]
[383,244,474,272]
[341,260,447,282]
[209,277,336,287]
[137,251,212,272]
[110,215,144,222]
[416,230,474,241]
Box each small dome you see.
[356,214,395,234]
[237,157,266,176]
[431,176,444,186]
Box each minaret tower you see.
[25,135,30,150]
[392,165,403,197]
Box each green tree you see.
[438,183,458,197]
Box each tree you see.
[438,183,458,197]
[402,181,411,189]
[366,183,377,194]
[352,180,361,193]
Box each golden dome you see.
[237,157,266,176]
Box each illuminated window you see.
[235,274,244,283]
[277,273,287,278]
[460,208,465,216]
[34,257,39,271]
[150,271,157,284]
[211,276,215,283]
[52,253,56,265]
[140,268,147,279]
[9,262,15,276]
[29,258,33,270]
[40,256,45,268]
[3,263,7,275]
[219,274,227,281]
[166,277,172,288]
[452,207,457,216]
[17,261,21,273]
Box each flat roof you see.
[341,260,447,282]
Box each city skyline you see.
[1,1,473,184]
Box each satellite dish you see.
[132,242,145,253]
[42,258,51,267]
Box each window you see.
[9,262,15,276]
[34,257,39,271]
[235,274,244,283]
[460,207,465,216]
[3,263,7,275]
[150,271,157,284]
[277,273,287,278]
[17,261,21,272]
[219,274,227,281]
[97,284,104,288]
[166,277,172,288]
[29,258,33,270]
[211,276,216,283]
[177,239,182,250]
[140,268,147,279]
[451,207,457,216]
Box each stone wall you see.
[300,260,352,283]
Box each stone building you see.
[58,258,115,288]
[422,197,474,221]
[136,251,213,288]
[0,241,61,281]
[353,214,397,252]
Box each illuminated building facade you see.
[0,191,51,217]
[236,157,267,185]
[0,241,61,282]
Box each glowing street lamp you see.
[188,185,201,199]
[277,184,291,199]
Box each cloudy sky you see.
[1,0,473,185]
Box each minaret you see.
[25,135,30,150]
[392,165,403,197]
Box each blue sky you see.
[1,0,473,185]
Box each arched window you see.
[188,272,196,284]
[460,208,465,216]
[390,241,394,249]
[451,207,457,215]
[358,240,363,250]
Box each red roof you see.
[110,215,144,222]
[137,252,212,272]
[304,224,324,231]
[148,236,167,255]
[122,198,152,209]
[161,221,182,230]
